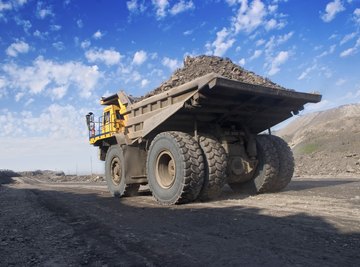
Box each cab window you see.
[116,110,124,120]
[103,111,110,124]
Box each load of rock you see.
[141,55,285,99]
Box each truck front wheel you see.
[105,145,139,197]
[147,131,204,205]
[105,145,126,197]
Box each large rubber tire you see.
[105,145,139,197]
[146,131,205,205]
[105,145,126,197]
[269,135,294,191]
[197,135,227,201]
[231,135,279,194]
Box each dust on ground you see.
[1,175,359,266]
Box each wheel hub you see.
[156,151,176,189]
[111,158,122,185]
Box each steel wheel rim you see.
[110,157,122,185]
[155,151,176,189]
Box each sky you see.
[0,0,359,174]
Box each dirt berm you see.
[139,55,286,100]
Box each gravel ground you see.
[0,176,359,266]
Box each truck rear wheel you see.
[146,131,204,205]
[105,145,139,197]
[269,135,294,191]
[198,135,227,200]
[230,135,279,194]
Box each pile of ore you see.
[141,55,285,100]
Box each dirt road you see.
[1,176,359,266]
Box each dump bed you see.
[115,73,321,143]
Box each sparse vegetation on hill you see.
[277,104,360,176]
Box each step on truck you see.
[86,73,321,205]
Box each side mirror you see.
[86,112,94,130]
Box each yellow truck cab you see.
[85,91,129,146]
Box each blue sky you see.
[0,0,359,173]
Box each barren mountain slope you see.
[277,104,360,176]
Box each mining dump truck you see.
[86,73,321,205]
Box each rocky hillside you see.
[277,104,360,176]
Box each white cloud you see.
[120,68,142,84]
[152,0,169,19]
[340,37,360,57]
[249,49,262,60]
[52,41,65,51]
[341,90,360,100]
[85,48,122,66]
[207,27,235,56]
[150,52,158,59]
[0,1,12,11]
[15,92,24,102]
[141,79,149,88]
[50,24,61,31]
[81,40,91,49]
[265,18,285,31]
[14,17,32,33]
[238,58,246,66]
[340,47,356,57]
[225,0,238,6]
[52,86,67,100]
[169,0,194,15]
[354,8,360,24]
[36,2,54,19]
[298,64,317,80]
[6,41,30,57]
[93,30,103,40]
[277,31,294,44]
[127,0,146,13]
[329,33,338,40]
[0,77,7,98]
[267,50,289,76]
[131,0,194,18]
[297,63,333,80]
[265,31,294,54]
[268,4,278,13]
[132,50,148,65]
[305,100,331,112]
[340,32,356,45]
[0,104,90,140]
[77,19,83,28]
[321,0,345,22]
[232,0,266,33]
[127,0,138,11]
[162,57,181,71]
[183,30,193,36]
[0,0,27,12]
[33,30,48,39]
[2,56,101,98]
[335,78,346,86]
[256,39,265,46]
[25,98,34,106]
[317,44,336,58]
